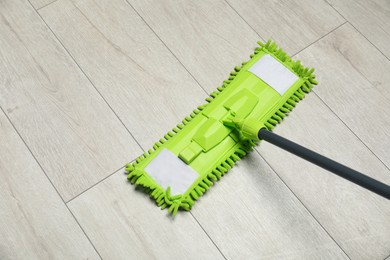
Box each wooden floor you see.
[1,0,389,259]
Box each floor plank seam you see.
[35,0,59,11]
[64,203,104,260]
[292,21,347,57]
[348,18,390,64]
[33,0,145,155]
[331,42,390,104]
[223,0,265,42]
[255,149,352,259]
[190,212,228,260]
[123,0,210,96]
[324,0,390,62]
[66,166,125,204]
[0,106,104,260]
[313,91,390,173]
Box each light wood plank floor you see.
[1,0,389,259]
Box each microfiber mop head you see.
[126,40,317,215]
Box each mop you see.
[126,40,390,216]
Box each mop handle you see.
[258,128,390,200]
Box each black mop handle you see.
[258,128,390,200]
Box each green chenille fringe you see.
[125,40,317,216]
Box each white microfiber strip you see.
[249,54,298,95]
[145,148,199,195]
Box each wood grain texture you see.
[226,0,345,54]
[191,152,348,259]
[5,0,389,258]
[0,0,142,201]
[39,0,207,149]
[327,0,390,59]
[259,92,390,259]
[126,0,260,92]
[313,21,390,101]
[40,0,353,258]
[67,172,225,260]
[295,23,390,169]
[0,109,100,260]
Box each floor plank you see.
[309,19,390,101]
[259,92,390,259]
[39,0,207,149]
[226,0,345,54]
[126,0,261,91]
[327,0,390,59]
[0,109,100,260]
[295,23,390,169]
[191,152,348,259]
[0,0,141,201]
[67,171,225,260]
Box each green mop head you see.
[126,40,317,215]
